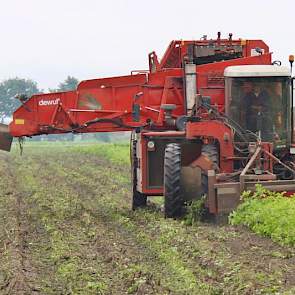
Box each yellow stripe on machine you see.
[15,119,25,125]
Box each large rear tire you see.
[200,144,221,223]
[130,136,147,210]
[200,144,219,196]
[164,143,184,218]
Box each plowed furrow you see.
[0,155,40,295]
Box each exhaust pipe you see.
[0,123,13,151]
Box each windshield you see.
[225,77,291,147]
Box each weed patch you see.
[183,196,206,226]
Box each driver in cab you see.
[242,81,272,137]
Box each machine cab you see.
[224,65,292,148]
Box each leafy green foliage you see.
[0,77,40,119]
[184,196,206,226]
[229,184,295,246]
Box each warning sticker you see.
[15,119,25,125]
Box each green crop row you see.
[70,142,130,165]
[230,185,295,247]
[15,141,131,165]
[18,142,295,249]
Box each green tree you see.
[0,77,40,120]
[50,76,79,92]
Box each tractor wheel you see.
[164,143,184,218]
[130,137,147,209]
[200,144,219,196]
[200,144,224,223]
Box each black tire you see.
[130,136,147,209]
[164,143,184,218]
[200,144,219,196]
[198,144,221,222]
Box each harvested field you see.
[0,142,295,294]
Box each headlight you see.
[147,141,155,151]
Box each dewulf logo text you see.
[38,98,60,106]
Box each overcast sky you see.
[0,0,294,90]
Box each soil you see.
[0,144,294,294]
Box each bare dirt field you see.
[0,142,294,294]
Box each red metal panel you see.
[159,38,269,70]
[8,37,272,143]
[186,121,234,173]
[9,91,77,137]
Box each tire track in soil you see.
[26,152,255,293]
[4,146,295,294]
[24,152,184,294]
[39,149,295,294]
[10,153,120,294]
[0,153,40,295]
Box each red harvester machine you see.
[1,32,295,219]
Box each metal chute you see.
[0,123,13,151]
